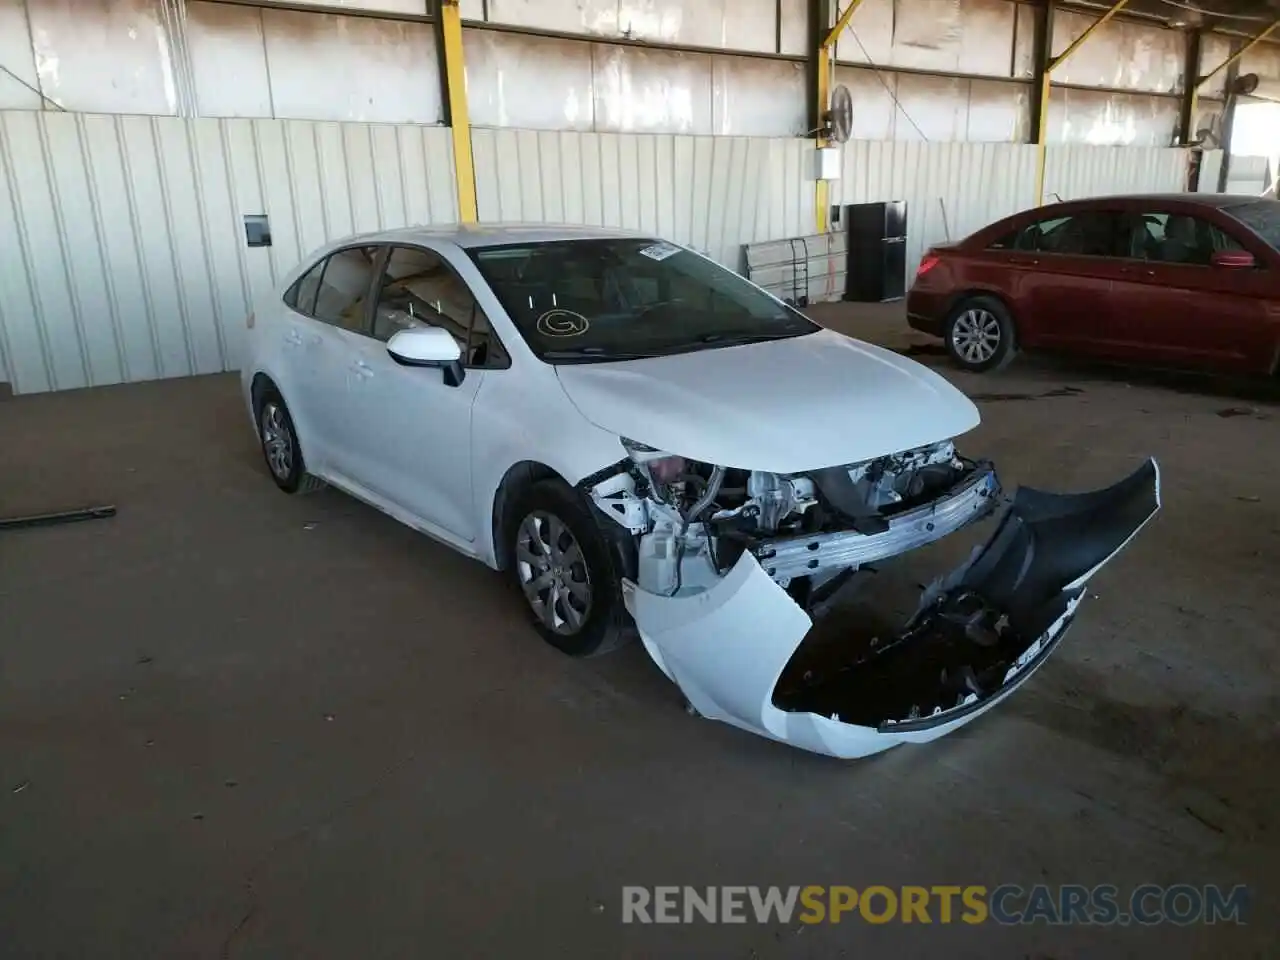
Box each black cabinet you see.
[843,200,907,302]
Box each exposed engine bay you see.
[584,439,1161,757]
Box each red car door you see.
[985,207,1128,356]
[1109,205,1274,373]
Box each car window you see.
[467,238,817,364]
[313,246,380,333]
[989,211,1119,257]
[284,259,326,315]
[1221,199,1280,253]
[466,306,510,369]
[372,246,507,368]
[1120,211,1244,265]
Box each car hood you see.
[554,329,980,473]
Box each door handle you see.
[1008,257,1039,266]
[351,360,374,380]
[1119,265,1157,278]
[284,329,304,347]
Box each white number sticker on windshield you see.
[637,242,682,262]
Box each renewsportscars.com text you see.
[621,884,1249,926]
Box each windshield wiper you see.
[542,348,659,361]
[693,330,806,346]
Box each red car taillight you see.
[915,253,941,279]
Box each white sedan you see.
[241,224,1160,758]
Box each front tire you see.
[257,393,325,494]
[945,296,1017,372]
[507,479,632,658]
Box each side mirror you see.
[387,327,465,386]
[1210,250,1255,269]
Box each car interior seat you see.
[1159,215,1203,264]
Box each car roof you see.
[1041,193,1272,212]
[343,222,653,250]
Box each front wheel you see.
[945,296,1017,372]
[507,479,632,657]
[257,393,325,494]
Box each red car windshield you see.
[1223,199,1280,252]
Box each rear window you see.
[1222,199,1280,252]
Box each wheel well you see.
[490,461,564,571]
[250,373,278,422]
[948,290,1013,320]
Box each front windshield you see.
[467,238,818,362]
[1223,199,1280,252]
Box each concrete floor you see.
[2,309,1278,958]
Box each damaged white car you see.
[242,225,1160,758]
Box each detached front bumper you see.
[623,459,1161,758]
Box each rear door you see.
[1110,206,1273,372]
[296,245,384,472]
[984,208,1128,355]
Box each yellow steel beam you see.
[1034,0,1129,204]
[1197,19,1280,88]
[815,0,866,232]
[438,0,477,223]
[823,0,865,50]
[816,51,831,232]
[1048,0,1130,70]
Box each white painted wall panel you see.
[1198,33,1234,99]
[835,0,1021,79]
[261,9,442,123]
[0,0,39,110]
[1197,149,1223,192]
[834,65,1028,142]
[593,45,713,134]
[250,0,429,12]
[466,30,802,135]
[1048,86,1179,147]
[0,111,456,394]
[830,140,1040,274]
[1050,10,1183,95]
[472,128,814,270]
[485,0,780,52]
[712,58,807,136]
[24,0,179,115]
[186,1,273,118]
[1042,145,1189,203]
[780,0,810,56]
[465,30,597,130]
[484,0,620,34]
[1240,43,1280,83]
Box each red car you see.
[907,194,1280,375]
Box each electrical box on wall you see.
[243,215,272,248]
[814,146,841,181]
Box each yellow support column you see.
[1033,0,1130,205]
[815,43,831,233]
[814,0,865,234]
[438,0,477,223]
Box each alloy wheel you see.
[952,308,1002,364]
[515,510,593,635]
[260,402,293,481]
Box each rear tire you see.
[507,479,633,658]
[945,296,1017,372]
[257,392,325,494]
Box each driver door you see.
[339,244,510,541]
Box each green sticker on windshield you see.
[638,242,681,261]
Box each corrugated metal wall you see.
[830,140,1041,274]
[471,128,815,270]
[0,111,456,394]
[1042,145,1188,203]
